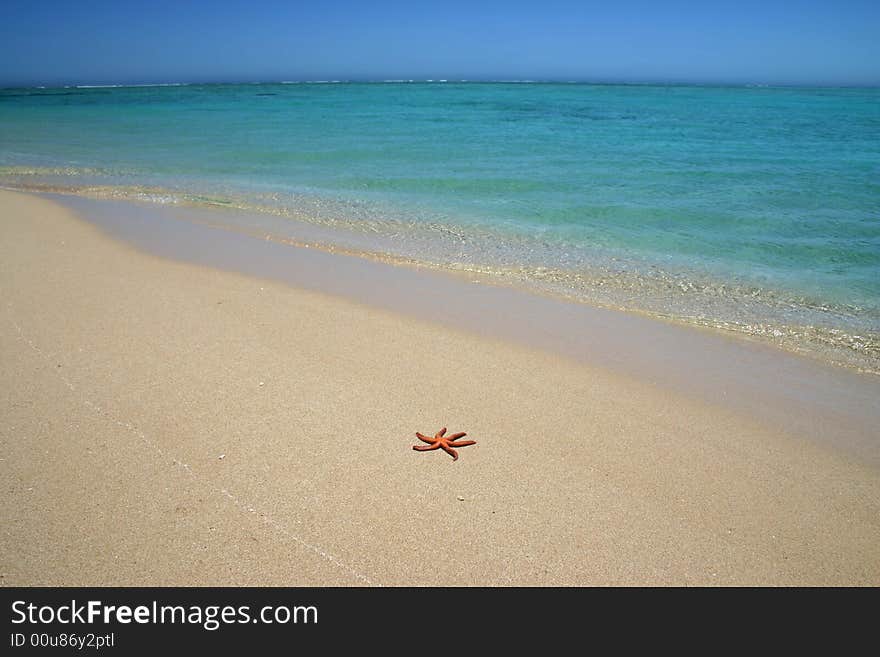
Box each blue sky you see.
[2,1,878,86]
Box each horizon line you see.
[3,78,879,91]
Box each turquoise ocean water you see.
[1,82,878,372]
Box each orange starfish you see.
[413,427,476,461]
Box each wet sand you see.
[1,189,878,585]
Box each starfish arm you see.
[447,432,467,440]
[447,439,476,447]
[440,444,459,461]
[437,427,447,437]
[415,432,435,443]
[413,444,440,451]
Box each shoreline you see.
[2,189,879,585]
[2,179,877,377]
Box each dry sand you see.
[1,189,878,585]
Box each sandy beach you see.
[1,188,879,586]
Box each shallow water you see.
[2,82,878,371]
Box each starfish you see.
[413,427,476,461]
